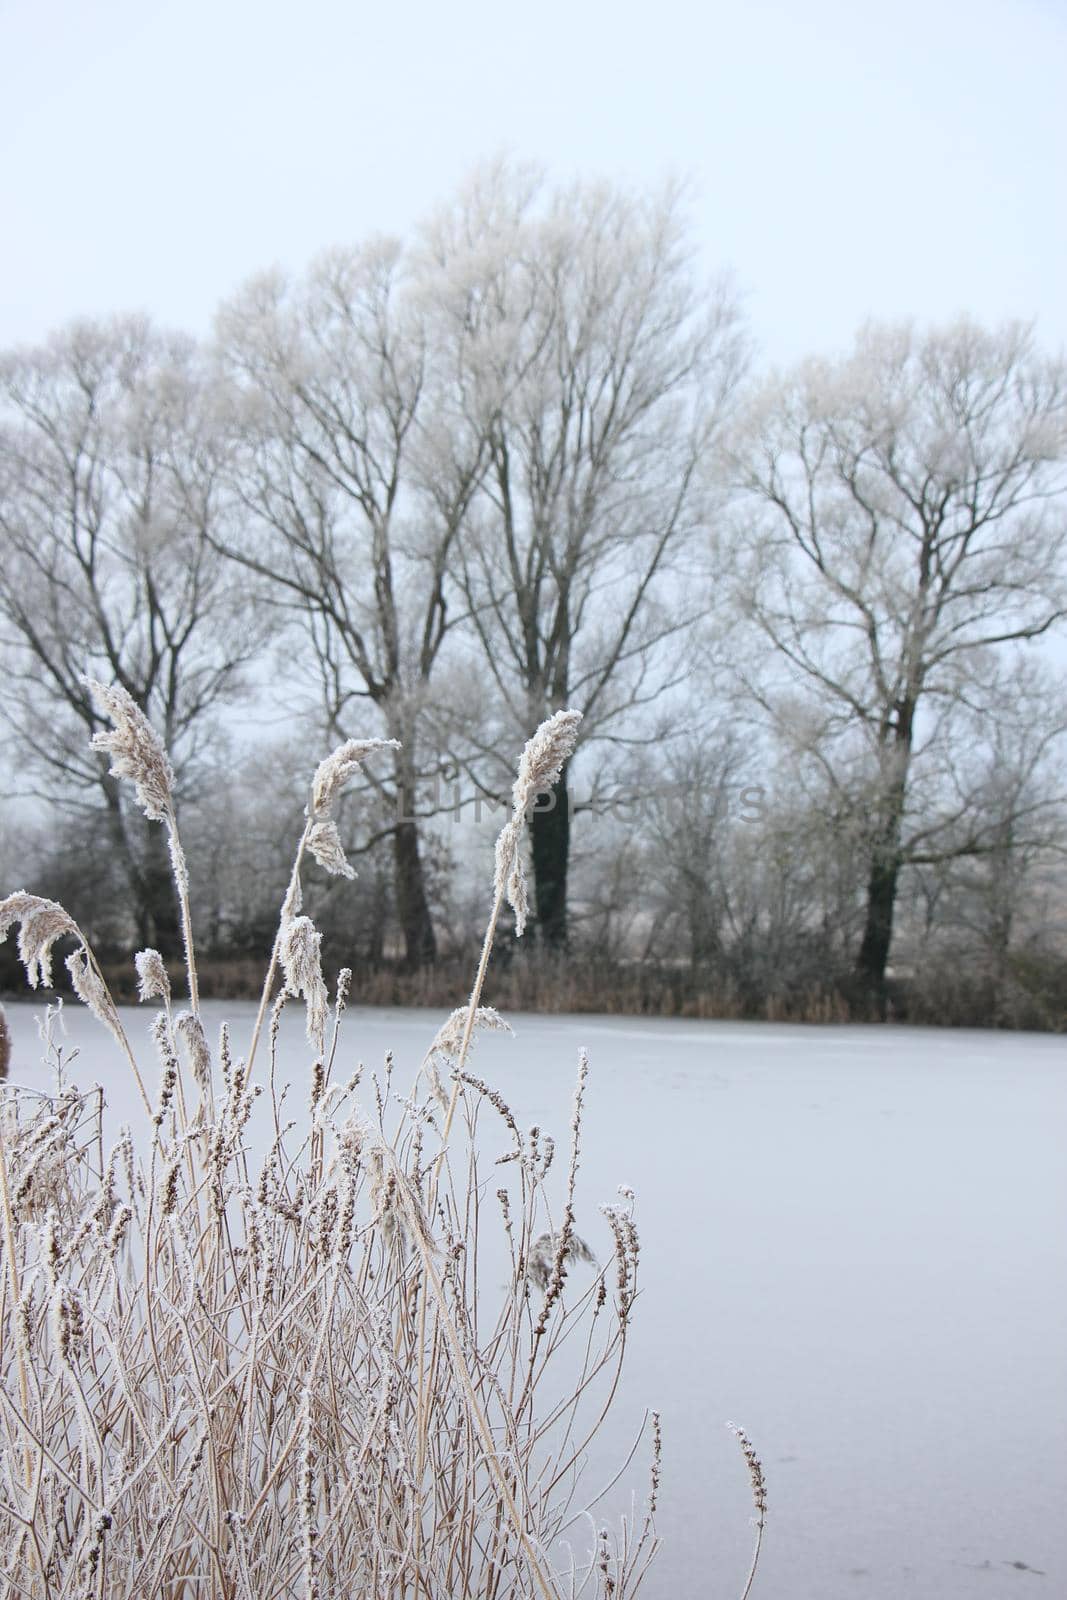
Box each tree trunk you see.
[140,819,182,957]
[853,705,915,1017]
[529,766,571,950]
[365,860,388,967]
[687,876,722,968]
[854,777,909,1016]
[392,813,437,967]
[855,850,902,1009]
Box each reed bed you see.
[0,688,764,1598]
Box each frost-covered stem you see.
[440,882,506,1144]
[247,826,310,1076]
[394,1172,559,1600]
[82,939,153,1119]
[728,1423,767,1600]
[0,1114,33,1495]
[442,712,581,1143]
[245,1255,342,1521]
[738,1519,764,1600]
[165,811,199,1016]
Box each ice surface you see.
[3,999,1064,1599]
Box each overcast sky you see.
[1,0,1064,364]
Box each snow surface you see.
[3,999,1064,1600]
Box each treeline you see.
[2,164,1066,1026]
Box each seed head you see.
[85,678,174,823]
[65,947,121,1034]
[512,709,582,816]
[0,892,78,989]
[305,818,356,879]
[135,949,171,1004]
[310,738,400,817]
[427,1005,512,1060]
[175,1011,212,1095]
[492,710,581,935]
[727,1422,767,1526]
[305,737,400,878]
[279,915,329,1053]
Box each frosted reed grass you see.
[440,709,582,1145]
[85,679,200,1019]
[246,737,399,1075]
[0,695,764,1598]
[727,1423,767,1600]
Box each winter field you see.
[3,998,1063,1600]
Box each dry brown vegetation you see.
[0,689,765,1598]
[68,949,1065,1032]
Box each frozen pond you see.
[3,998,1065,1599]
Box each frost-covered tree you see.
[213,242,487,967]
[900,664,1067,1019]
[0,318,259,950]
[732,319,1067,1006]
[423,164,745,948]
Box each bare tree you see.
[731,319,1067,1007]
[899,664,1067,1020]
[212,242,487,966]
[423,166,746,947]
[0,317,258,949]
[631,723,866,1011]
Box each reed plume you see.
[306,736,401,879]
[84,677,201,1015]
[0,892,79,990]
[494,708,583,937]
[134,948,171,1005]
[246,735,398,1071]
[86,679,175,823]
[0,892,151,1113]
[279,913,329,1053]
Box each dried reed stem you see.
[247,737,397,1074]
[727,1422,767,1600]
[0,1115,33,1496]
[441,710,581,1145]
[247,832,307,1076]
[391,1166,559,1600]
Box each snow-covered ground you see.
[3,999,1064,1600]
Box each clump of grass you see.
[0,695,764,1598]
